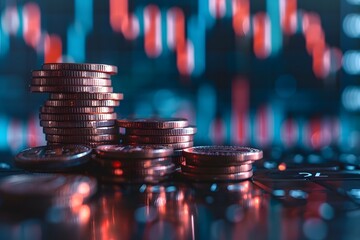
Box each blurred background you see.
[0,0,358,157]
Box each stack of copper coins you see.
[181,146,263,181]
[31,63,123,147]
[117,118,196,166]
[93,145,176,183]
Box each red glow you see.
[210,117,226,144]
[44,34,62,63]
[281,118,298,147]
[232,0,250,36]
[257,105,271,146]
[253,13,271,59]
[27,115,39,147]
[144,5,162,57]
[309,118,322,149]
[282,0,297,35]
[23,3,41,48]
[110,0,128,32]
[232,78,249,144]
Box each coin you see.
[0,174,97,209]
[45,100,120,107]
[31,78,112,86]
[40,106,114,114]
[40,120,115,128]
[180,170,253,181]
[43,126,118,135]
[121,135,194,144]
[30,86,113,93]
[180,162,253,174]
[117,118,189,129]
[99,174,169,184]
[39,113,117,121]
[14,145,92,170]
[46,134,119,143]
[101,163,176,177]
[95,144,174,159]
[32,70,111,78]
[50,93,124,100]
[92,156,172,168]
[122,141,194,150]
[42,63,118,74]
[183,146,263,162]
[124,126,197,136]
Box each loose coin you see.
[32,70,111,79]
[45,100,120,107]
[40,106,114,114]
[121,135,194,144]
[117,118,189,129]
[180,170,253,181]
[42,63,118,74]
[31,78,112,86]
[92,156,172,168]
[122,141,194,150]
[30,86,113,93]
[39,113,117,121]
[14,144,92,170]
[40,120,115,128]
[183,146,263,162]
[99,174,169,184]
[180,162,253,175]
[95,144,174,159]
[101,163,176,177]
[43,126,118,135]
[50,93,124,100]
[124,126,197,136]
[46,134,119,143]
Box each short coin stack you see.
[181,146,263,181]
[31,63,123,147]
[117,118,196,166]
[93,145,176,183]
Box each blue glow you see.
[188,16,206,76]
[161,9,168,55]
[225,0,232,18]
[0,23,9,57]
[199,0,215,29]
[67,23,85,62]
[135,7,144,37]
[197,84,216,143]
[267,0,282,56]
[0,116,8,150]
[75,0,93,33]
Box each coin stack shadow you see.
[30,63,123,147]
[117,118,197,167]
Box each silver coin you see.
[50,93,124,100]
[45,100,120,107]
[31,78,112,86]
[30,85,113,93]
[42,63,118,74]
[95,144,174,159]
[32,70,111,78]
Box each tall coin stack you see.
[31,63,123,147]
[117,118,196,166]
[181,146,263,181]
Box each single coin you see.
[0,174,97,209]
[50,93,124,100]
[121,135,194,144]
[117,118,189,129]
[42,63,118,74]
[99,174,169,184]
[101,163,176,177]
[30,85,113,93]
[40,120,115,128]
[45,100,120,107]
[14,145,92,170]
[95,144,174,159]
[92,156,172,168]
[122,141,194,150]
[40,106,114,114]
[46,134,119,143]
[31,78,112,86]
[32,70,111,78]
[183,146,263,162]
[180,169,253,181]
[180,162,253,174]
[39,113,117,121]
[43,126,118,135]
[47,141,118,148]
[124,126,197,136]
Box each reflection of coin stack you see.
[181,146,263,181]
[30,63,123,147]
[117,118,196,166]
[93,145,176,183]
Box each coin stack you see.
[30,63,123,147]
[117,118,196,166]
[181,146,263,181]
[93,145,176,183]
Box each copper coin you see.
[121,135,194,144]
[31,78,112,86]
[47,141,118,148]
[124,126,197,136]
[40,120,115,128]
[46,134,119,143]
[30,85,113,93]
[99,174,169,184]
[45,100,120,107]
[117,118,189,129]
[39,113,117,121]
[123,141,194,150]
[180,169,253,181]
[43,126,118,135]
[101,163,175,177]
[32,70,111,78]
[40,106,114,114]
[92,156,173,168]
[50,93,123,100]
[95,144,174,159]
[180,162,253,174]
[42,63,118,74]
